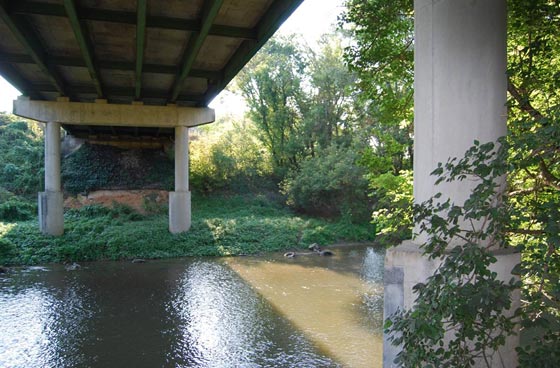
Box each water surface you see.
[0,245,384,367]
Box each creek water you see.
[0,245,384,368]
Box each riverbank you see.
[0,194,376,266]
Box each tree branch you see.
[507,78,544,120]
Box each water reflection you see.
[0,245,384,367]
[0,268,94,368]
[169,261,338,367]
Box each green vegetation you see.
[1,1,557,363]
[0,194,375,266]
[237,35,373,221]
[339,0,559,366]
[190,117,274,193]
[0,113,43,196]
[281,144,369,222]
[62,143,174,195]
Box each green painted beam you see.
[0,3,67,95]
[63,0,104,97]
[0,52,222,80]
[11,1,256,39]
[135,0,147,99]
[31,83,205,103]
[0,53,32,64]
[203,0,305,106]
[169,0,224,102]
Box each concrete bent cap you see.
[13,97,215,128]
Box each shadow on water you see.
[0,261,342,367]
[167,260,338,367]
[0,245,384,367]
[227,244,385,368]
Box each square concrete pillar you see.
[40,121,64,236]
[169,126,191,233]
[384,0,516,366]
[169,191,191,233]
[38,191,64,236]
[384,242,519,367]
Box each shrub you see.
[281,144,370,222]
[0,116,44,195]
[368,170,413,244]
[0,188,36,221]
[190,119,273,193]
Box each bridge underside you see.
[0,0,303,138]
[0,0,304,235]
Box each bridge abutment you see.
[383,0,519,366]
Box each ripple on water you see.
[0,246,384,367]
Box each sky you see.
[0,0,345,114]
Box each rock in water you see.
[308,243,321,252]
[65,262,81,271]
[131,258,146,263]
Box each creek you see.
[0,245,384,367]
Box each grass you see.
[0,193,376,266]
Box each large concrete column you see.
[169,126,191,233]
[384,1,518,367]
[38,122,64,235]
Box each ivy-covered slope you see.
[62,143,174,195]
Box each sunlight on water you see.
[0,246,383,367]
[0,270,94,368]
[168,260,338,367]
[0,288,53,367]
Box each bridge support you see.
[14,97,215,235]
[39,121,64,236]
[169,126,191,233]
[383,1,519,367]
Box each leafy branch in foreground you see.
[386,133,559,367]
[385,140,520,368]
[381,1,559,366]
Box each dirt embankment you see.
[64,190,168,214]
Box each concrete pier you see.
[383,1,518,366]
[38,122,64,235]
[169,126,191,233]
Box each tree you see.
[362,0,560,365]
[340,0,414,175]
[237,37,308,177]
[304,35,358,152]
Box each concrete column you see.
[169,126,191,233]
[384,1,518,367]
[38,122,64,235]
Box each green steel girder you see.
[0,52,222,80]
[30,83,205,104]
[0,2,67,95]
[169,0,224,102]
[202,0,305,106]
[63,0,104,97]
[10,1,257,40]
[135,0,147,100]
[0,62,40,99]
